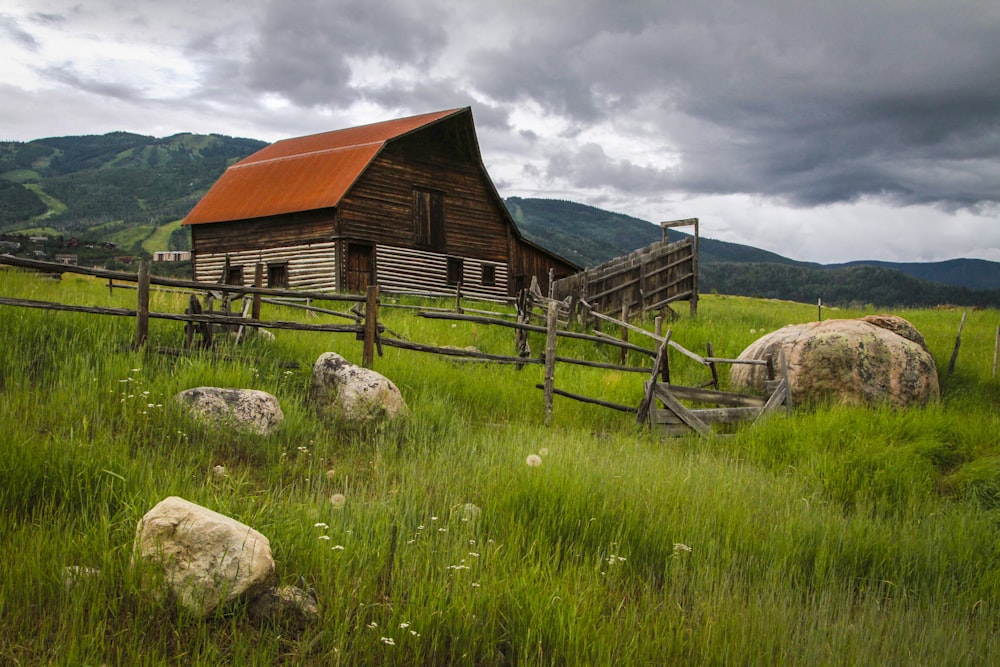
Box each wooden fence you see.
[550,219,699,318]
[0,254,781,436]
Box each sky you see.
[2,0,1000,264]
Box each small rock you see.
[175,387,283,435]
[247,585,319,628]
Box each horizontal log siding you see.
[338,137,510,264]
[193,241,339,291]
[376,245,508,300]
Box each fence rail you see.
[1,254,777,435]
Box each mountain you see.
[0,132,266,237]
[505,197,1000,307]
[1,131,998,307]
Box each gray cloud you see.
[1,14,40,50]
[3,0,1000,262]
[243,0,449,106]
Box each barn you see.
[182,107,579,299]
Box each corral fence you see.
[551,218,699,319]
[0,253,782,436]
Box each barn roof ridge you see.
[227,140,386,169]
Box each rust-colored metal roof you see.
[184,108,466,225]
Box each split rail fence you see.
[0,254,785,436]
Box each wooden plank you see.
[704,357,769,366]
[762,380,788,414]
[646,289,694,311]
[653,386,711,436]
[636,331,672,425]
[653,383,766,407]
[690,406,762,424]
[533,384,636,413]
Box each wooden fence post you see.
[363,284,379,368]
[948,311,968,375]
[544,301,558,426]
[455,282,463,314]
[135,259,151,349]
[620,301,629,365]
[252,263,263,320]
[993,325,999,380]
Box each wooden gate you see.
[637,346,791,437]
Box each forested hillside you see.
[1,131,998,307]
[0,132,265,235]
[505,197,1000,307]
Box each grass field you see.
[1,268,998,665]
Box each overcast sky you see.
[3,0,1000,264]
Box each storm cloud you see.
[2,0,999,262]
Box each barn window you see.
[447,257,464,286]
[481,264,496,287]
[413,187,445,251]
[267,263,289,289]
[225,265,244,285]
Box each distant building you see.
[54,254,78,265]
[153,251,192,262]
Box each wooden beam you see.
[653,385,711,436]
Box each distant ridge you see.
[0,130,997,307]
[506,196,1000,307]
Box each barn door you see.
[345,243,374,292]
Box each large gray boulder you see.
[175,387,283,435]
[311,352,409,423]
[132,496,275,617]
[730,316,939,408]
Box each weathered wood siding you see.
[376,245,508,300]
[552,237,696,316]
[337,120,511,265]
[193,241,339,291]
[510,240,579,296]
[189,209,337,254]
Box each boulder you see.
[132,496,275,617]
[311,352,409,423]
[730,316,939,408]
[175,387,283,435]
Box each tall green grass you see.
[1,269,998,665]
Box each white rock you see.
[311,352,409,423]
[175,387,283,435]
[132,496,275,617]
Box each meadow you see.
[1,267,999,665]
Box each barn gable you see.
[183,107,578,297]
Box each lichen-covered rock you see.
[131,496,275,617]
[730,317,939,408]
[175,387,283,435]
[311,352,409,423]
[248,585,319,629]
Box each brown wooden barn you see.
[182,107,579,298]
